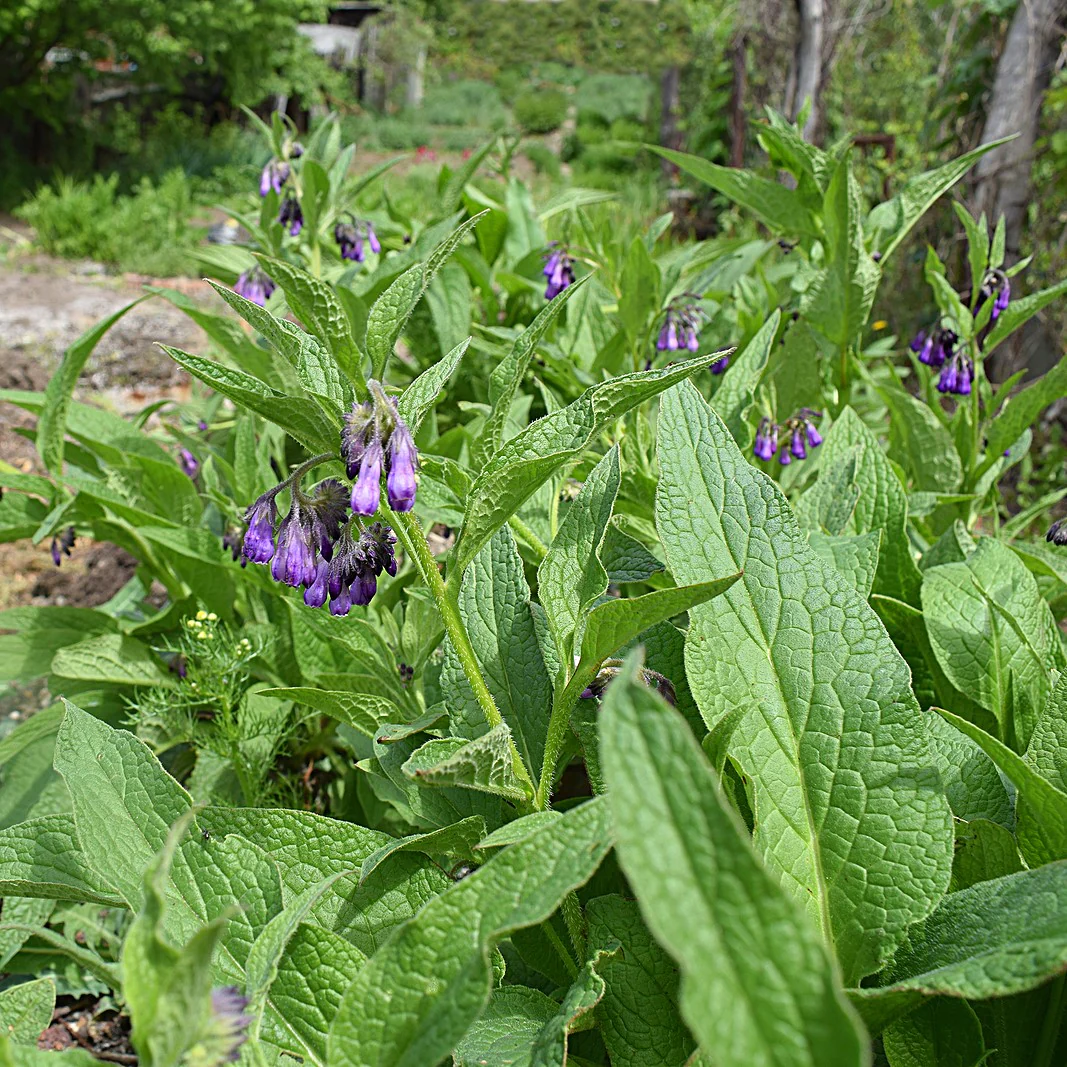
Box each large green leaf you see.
[600,654,868,1066]
[710,308,778,446]
[397,337,471,435]
[797,406,922,604]
[326,798,612,1067]
[922,539,1062,750]
[882,999,986,1067]
[981,354,1067,468]
[1025,674,1067,792]
[656,382,953,983]
[402,726,532,802]
[880,382,963,493]
[0,979,55,1046]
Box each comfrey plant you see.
[7,114,1067,1067]
[542,242,575,299]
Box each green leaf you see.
[476,275,591,467]
[538,446,620,664]
[0,814,123,905]
[357,816,484,885]
[0,979,55,1046]
[599,652,869,1066]
[710,308,778,446]
[586,895,695,1066]
[50,634,173,688]
[397,337,471,435]
[258,688,404,740]
[800,158,881,346]
[38,296,148,472]
[600,524,663,584]
[254,255,362,385]
[402,725,532,801]
[807,530,881,599]
[618,236,659,340]
[366,212,488,379]
[263,922,366,1062]
[0,898,54,972]
[925,711,1013,827]
[1025,674,1067,792]
[934,707,1067,867]
[797,407,922,604]
[0,705,68,830]
[456,352,726,575]
[983,355,1067,464]
[0,608,118,685]
[922,539,1062,749]
[649,145,821,237]
[656,382,953,982]
[326,798,612,1067]
[159,346,338,453]
[880,382,963,493]
[861,863,1067,1025]
[451,988,557,1067]
[882,998,986,1067]
[866,140,1008,261]
[949,818,1022,892]
[984,279,1067,355]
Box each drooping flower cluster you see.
[657,300,703,353]
[233,267,276,307]
[197,986,253,1066]
[334,218,381,262]
[909,325,972,396]
[278,194,303,237]
[978,270,1011,322]
[753,409,823,466]
[239,474,398,617]
[259,159,290,197]
[50,526,75,567]
[1048,519,1067,546]
[543,244,575,300]
[179,448,200,479]
[342,380,418,514]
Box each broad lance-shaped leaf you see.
[853,863,1067,1031]
[599,653,869,1066]
[585,895,696,1067]
[796,406,922,604]
[881,999,986,1067]
[455,351,727,575]
[326,797,613,1067]
[397,336,471,434]
[1025,674,1067,793]
[254,254,362,385]
[0,978,56,1046]
[922,538,1062,751]
[402,725,531,802]
[807,530,881,600]
[656,382,953,983]
[366,211,487,379]
[357,815,484,885]
[934,708,1067,868]
[538,446,620,666]
[880,382,963,494]
[475,274,591,468]
[981,352,1067,467]
[710,308,778,448]
[38,295,148,473]
[441,526,552,777]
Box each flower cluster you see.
[50,526,75,567]
[259,159,290,197]
[656,300,703,353]
[1048,519,1067,547]
[580,659,677,706]
[278,194,303,237]
[753,409,823,465]
[909,326,973,396]
[978,269,1011,322]
[179,448,200,479]
[233,267,276,307]
[342,380,418,514]
[334,218,381,262]
[184,986,253,1066]
[543,245,575,300]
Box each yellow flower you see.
[872,320,888,331]
[207,612,218,622]
[196,610,208,621]
[197,630,210,641]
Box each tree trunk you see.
[786,0,825,141]
[729,33,748,167]
[975,0,1067,264]
[659,65,681,179]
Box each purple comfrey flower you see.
[234,267,276,307]
[790,428,807,459]
[386,421,418,512]
[209,986,253,1063]
[351,438,383,516]
[306,479,349,560]
[909,330,926,354]
[271,503,317,588]
[279,194,303,237]
[542,245,575,300]
[657,317,679,351]
[798,408,824,449]
[657,301,705,353]
[366,222,381,254]
[320,521,397,615]
[779,449,792,466]
[992,275,1010,321]
[1048,519,1067,546]
[753,418,778,461]
[937,352,974,396]
[50,526,76,567]
[918,328,955,368]
[341,401,375,477]
[711,354,729,375]
[242,493,279,564]
[259,159,290,197]
[304,559,329,608]
[179,448,200,479]
[197,419,209,432]
[335,221,364,262]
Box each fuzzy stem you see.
[535,660,600,810]
[508,514,549,561]
[390,509,536,804]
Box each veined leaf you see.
[600,653,869,1066]
[881,999,986,1067]
[656,382,953,982]
[326,798,613,1067]
[710,308,779,447]
[981,354,1067,467]
[402,725,532,802]
[0,978,55,1046]
[880,382,963,493]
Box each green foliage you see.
[3,110,1067,1066]
[513,89,569,135]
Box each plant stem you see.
[561,890,586,964]
[535,661,598,810]
[508,514,549,561]
[390,509,537,803]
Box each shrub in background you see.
[513,88,569,134]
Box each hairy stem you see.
[536,660,599,810]
[508,514,549,561]
[390,509,536,804]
